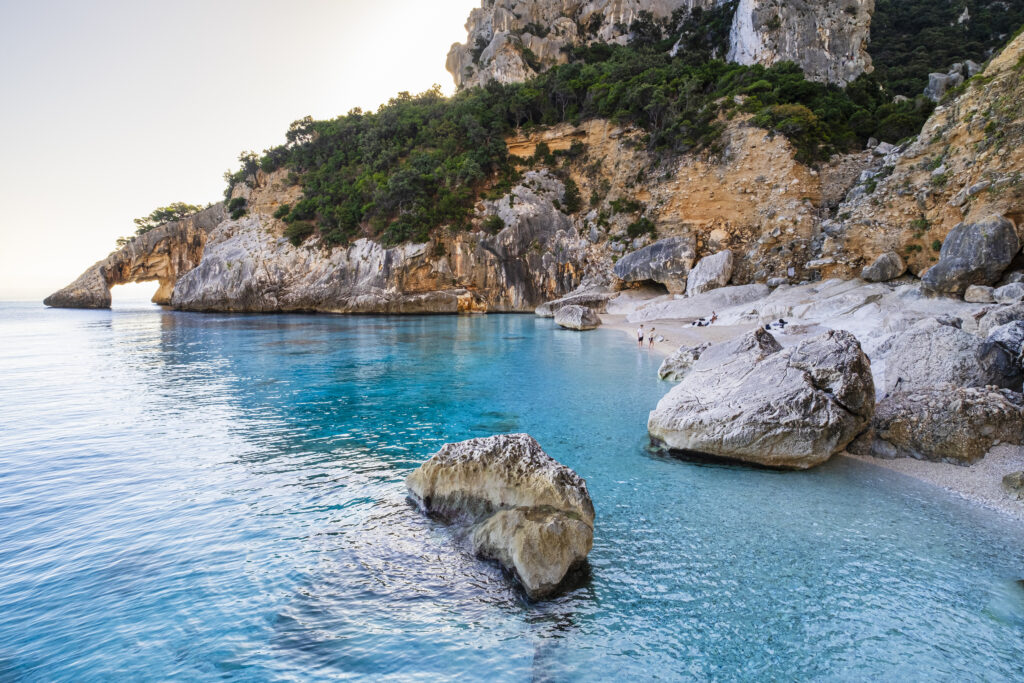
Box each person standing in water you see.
[637,325,645,349]
[648,327,656,349]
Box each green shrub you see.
[482,215,505,233]
[627,217,656,238]
[227,197,247,220]
[610,198,643,214]
[284,220,315,246]
[562,178,582,213]
[273,204,291,220]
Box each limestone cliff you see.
[448,0,873,89]
[44,204,225,308]
[727,0,874,86]
[820,30,1024,280]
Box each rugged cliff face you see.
[447,0,873,89]
[820,30,1024,280]
[171,171,589,313]
[727,0,874,86]
[43,205,225,308]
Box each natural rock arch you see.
[44,204,225,309]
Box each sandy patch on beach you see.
[844,447,1024,521]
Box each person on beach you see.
[637,325,645,348]
[648,328,656,349]
[710,311,718,324]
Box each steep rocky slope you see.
[820,32,1024,280]
[448,0,873,88]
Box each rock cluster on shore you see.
[648,329,875,469]
[406,434,594,600]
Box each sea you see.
[1,298,1022,681]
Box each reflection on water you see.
[0,302,1022,680]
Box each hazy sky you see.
[0,0,478,299]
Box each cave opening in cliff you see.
[630,280,670,296]
[110,281,161,308]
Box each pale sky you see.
[0,0,478,299]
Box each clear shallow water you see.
[1,301,1023,682]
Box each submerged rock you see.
[862,385,1024,465]
[921,215,1021,295]
[406,434,594,600]
[648,329,875,469]
[554,305,601,330]
[658,343,710,382]
[1004,471,1024,500]
[861,252,906,282]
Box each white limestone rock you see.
[686,250,734,297]
[648,329,875,469]
[406,434,594,600]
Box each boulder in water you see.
[535,291,616,318]
[406,434,594,600]
[648,329,875,469]
[1003,471,1024,500]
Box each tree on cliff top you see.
[115,202,204,247]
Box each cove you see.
[1,302,1022,681]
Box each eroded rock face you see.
[727,0,874,86]
[44,204,225,308]
[686,250,734,296]
[882,317,1016,395]
[447,0,716,89]
[658,342,710,381]
[860,385,1024,465]
[614,237,696,293]
[406,434,594,600]
[170,172,589,313]
[921,215,1021,295]
[536,290,617,317]
[861,251,905,282]
[648,329,875,469]
[450,0,873,89]
[554,304,602,330]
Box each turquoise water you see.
[1,301,1023,681]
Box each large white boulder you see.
[406,434,594,600]
[686,250,734,297]
[648,329,875,469]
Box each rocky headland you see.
[43,1,1024,518]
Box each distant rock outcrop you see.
[728,0,874,86]
[406,434,594,600]
[44,204,225,308]
[449,0,874,90]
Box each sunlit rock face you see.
[44,204,225,309]
[447,0,721,90]
[727,0,874,86]
[406,434,595,600]
[448,0,873,90]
